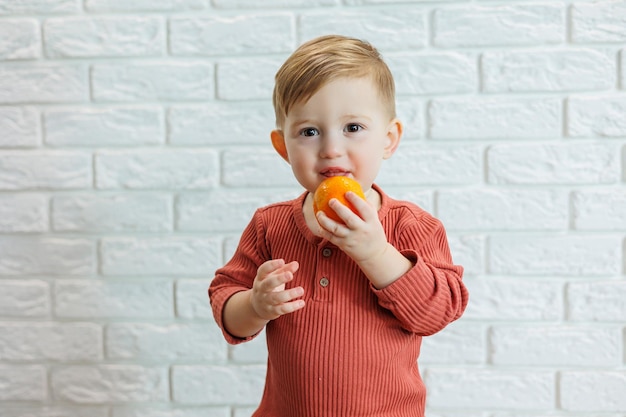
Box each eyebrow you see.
[343,114,373,122]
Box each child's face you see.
[271,76,401,195]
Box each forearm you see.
[222,289,269,339]
[373,256,468,335]
[357,242,414,289]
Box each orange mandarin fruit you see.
[313,176,366,223]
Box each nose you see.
[319,133,343,159]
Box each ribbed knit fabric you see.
[209,185,469,417]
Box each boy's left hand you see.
[315,191,387,264]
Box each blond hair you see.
[272,35,396,129]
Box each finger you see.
[345,192,374,220]
[274,298,306,315]
[257,259,285,280]
[329,198,364,227]
[271,260,299,283]
[315,210,341,235]
[270,286,304,306]
[262,261,300,292]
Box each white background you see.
[0,0,625,416]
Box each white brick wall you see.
[0,0,624,416]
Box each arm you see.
[222,260,304,339]
[373,215,468,335]
[316,192,468,335]
[209,211,305,342]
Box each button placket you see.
[313,245,333,301]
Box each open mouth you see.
[320,168,351,178]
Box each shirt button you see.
[322,248,332,257]
[319,277,330,287]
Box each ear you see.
[270,130,290,163]
[383,118,403,160]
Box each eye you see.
[345,124,362,133]
[300,127,319,137]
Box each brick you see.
[0,19,40,60]
[44,17,163,58]
[92,63,213,102]
[622,48,626,89]
[112,408,230,417]
[572,190,626,230]
[214,0,337,7]
[230,330,267,363]
[52,194,171,233]
[567,281,626,322]
[51,365,168,403]
[426,412,484,417]
[380,189,432,214]
[85,0,206,11]
[420,322,485,365]
[217,57,282,100]
[0,280,49,317]
[0,365,46,401]
[175,279,214,319]
[0,64,86,104]
[0,107,39,147]
[433,4,564,47]
[233,408,256,417]
[101,237,221,276]
[106,322,225,361]
[299,10,427,51]
[168,102,274,145]
[446,235,484,276]
[0,151,92,190]
[345,0,456,3]
[0,0,77,14]
[438,189,568,231]
[463,277,562,321]
[622,147,626,182]
[387,52,476,95]
[170,15,293,56]
[395,97,424,140]
[571,1,626,43]
[424,369,554,409]
[429,97,560,139]
[489,235,621,276]
[490,325,620,367]
[45,107,163,146]
[223,235,240,264]
[482,48,614,92]
[0,323,102,362]
[567,95,626,137]
[221,148,300,187]
[54,280,173,319]
[0,237,94,276]
[176,190,299,232]
[95,149,218,189]
[377,144,482,185]
[487,143,620,184]
[0,407,107,417]
[0,194,48,232]
[172,365,265,404]
[561,371,626,411]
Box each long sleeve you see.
[209,209,269,344]
[373,205,469,336]
[207,188,469,417]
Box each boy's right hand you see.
[250,259,305,321]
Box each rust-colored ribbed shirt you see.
[209,185,468,417]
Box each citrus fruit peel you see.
[313,176,366,224]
